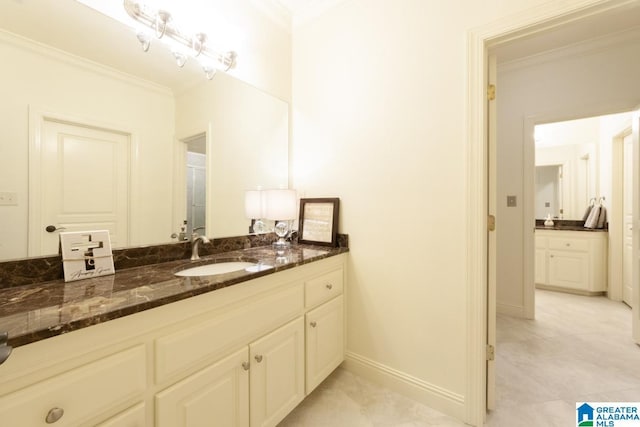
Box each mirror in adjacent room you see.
[535,164,564,220]
[534,116,599,220]
[534,111,633,220]
[0,0,288,261]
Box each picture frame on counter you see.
[298,198,340,247]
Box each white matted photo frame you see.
[298,198,340,247]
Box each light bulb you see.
[172,50,187,67]
[136,31,151,52]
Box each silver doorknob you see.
[45,225,66,233]
[254,354,263,363]
[45,407,64,423]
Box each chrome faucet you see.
[190,233,210,261]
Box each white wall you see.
[290,0,573,421]
[496,32,640,316]
[0,32,175,260]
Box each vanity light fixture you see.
[124,0,237,79]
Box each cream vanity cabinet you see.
[0,253,346,427]
[535,230,607,294]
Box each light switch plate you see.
[507,195,517,207]
[0,192,17,206]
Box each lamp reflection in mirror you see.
[264,189,297,252]
[245,190,266,234]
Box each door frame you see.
[173,129,211,240]
[610,126,632,302]
[465,1,638,425]
[28,106,136,256]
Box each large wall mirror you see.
[534,112,631,220]
[0,0,288,261]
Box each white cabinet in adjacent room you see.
[535,230,608,294]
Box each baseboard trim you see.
[497,302,525,317]
[342,351,465,421]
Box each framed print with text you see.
[298,198,340,246]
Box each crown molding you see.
[291,0,349,27]
[251,0,293,33]
[499,25,640,74]
[0,28,173,97]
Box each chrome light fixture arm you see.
[123,0,236,73]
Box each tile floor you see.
[278,290,640,426]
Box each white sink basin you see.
[175,261,259,277]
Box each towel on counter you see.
[581,204,593,221]
[596,206,608,229]
[584,205,601,229]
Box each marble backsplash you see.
[0,233,350,289]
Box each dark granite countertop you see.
[0,244,348,348]
[534,219,608,232]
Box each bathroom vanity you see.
[535,228,607,295]
[0,245,347,426]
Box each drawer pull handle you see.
[242,362,250,371]
[566,243,570,247]
[45,407,64,424]
[550,255,554,258]
[310,321,317,328]
[254,355,263,363]
[325,283,333,290]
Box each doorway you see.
[185,135,207,238]
[467,2,640,425]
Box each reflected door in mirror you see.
[32,118,130,256]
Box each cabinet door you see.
[535,248,547,285]
[249,317,305,427]
[155,347,249,427]
[548,250,589,290]
[305,295,344,394]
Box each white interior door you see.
[623,133,633,306]
[632,109,640,344]
[31,118,130,256]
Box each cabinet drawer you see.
[95,403,145,427]
[548,237,588,252]
[305,268,343,309]
[0,345,146,426]
[156,283,303,383]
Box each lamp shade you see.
[244,190,264,219]
[264,189,297,220]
